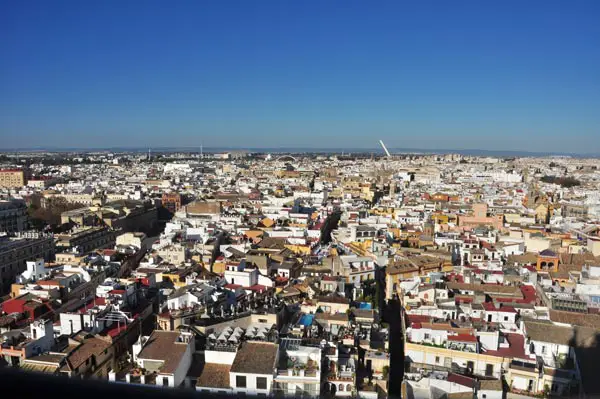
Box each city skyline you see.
[2,1,600,152]
[1,145,599,158]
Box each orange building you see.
[536,249,559,272]
[458,203,504,230]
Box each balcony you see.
[327,370,354,382]
[277,368,318,378]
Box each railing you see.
[277,369,318,378]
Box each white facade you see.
[230,371,274,396]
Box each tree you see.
[382,365,390,380]
[28,196,83,226]
[540,175,581,188]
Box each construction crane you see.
[379,140,391,157]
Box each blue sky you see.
[1,0,599,152]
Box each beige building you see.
[588,237,600,257]
[0,169,27,188]
[116,232,147,249]
[55,226,117,253]
[157,245,187,264]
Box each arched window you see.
[540,261,547,267]
[339,384,344,392]
[346,384,352,392]
[548,262,554,268]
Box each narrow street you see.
[384,297,404,399]
[376,264,405,398]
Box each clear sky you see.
[1,0,599,153]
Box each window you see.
[162,377,169,386]
[256,377,267,390]
[541,346,546,354]
[424,333,431,340]
[504,316,509,321]
[485,364,493,376]
[466,361,474,372]
[435,356,440,364]
[236,375,247,388]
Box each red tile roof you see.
[448,334,477,343]
[78,297,107,314]
[484,333,527,359]
[246,284,268,292]
[483,302,517,313]
[405,314,433,324]
[447,373,477,388]
[104,323,128,338]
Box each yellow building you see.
[386,255,445,298]
[0,169,27,188]
[284,244,311,255]
[161,271,188,289]
[431,214,449,224]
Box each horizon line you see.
[0,145,598,157]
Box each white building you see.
[134,330,194,388]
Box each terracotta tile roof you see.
[549,309,600,329]
[524,319,599,347]
[137,331,189,375]
[317,295,349,304]
[479,378,503,391]
[65,336,111,370]
[230,341,277,375]
[196,363,232,389]
[447,282,521,297]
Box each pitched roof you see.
[446,282,521,297]
[137,331,189,374]
[230,341,278,375]
[549,309,600,329]
[196,363,232,389]
[524,320,599,347]
[65,335,111,370]
[479,379,503,391]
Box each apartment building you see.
[0,200,29,233]
[0,234,55,295]
[55,226,117,254]
[0,169,28,188]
